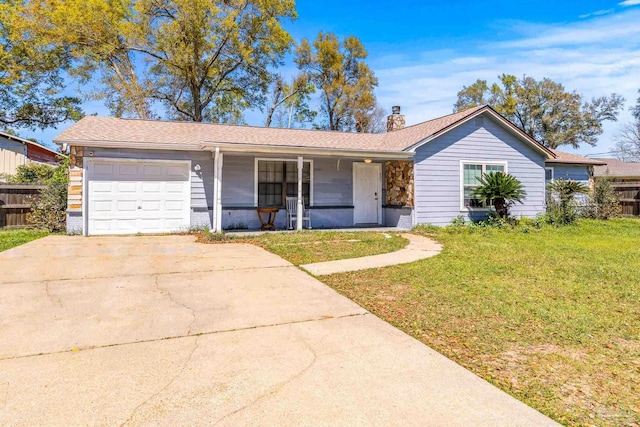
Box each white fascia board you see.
[200,141,413,159]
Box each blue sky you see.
[27,0,640,157]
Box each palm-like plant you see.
[473,172,526,218]
[546,179,590,224]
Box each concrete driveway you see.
[0,235,556,426]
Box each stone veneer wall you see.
[385,160,414,206]
[68,146,84,211]
[386,114,405,132]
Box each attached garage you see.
[86,159,191,235]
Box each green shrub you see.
[26,181,68,232]
[473,172,526,219]
[546,179,589,225]
[451,215,467,227]
[4,157,68,184]
[15,158,70,232]
[8,163,55,183]
[586,176,621,220]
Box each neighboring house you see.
[594,158,640,217]
[594,158,640,181]
[53,105,598,236]
[0,131,64,176]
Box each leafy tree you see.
[614,90,640,161]
[295,32,378,132]
[473,171,526,219]
[355,103,387,134]
[0,2,83,130]
[18,0,296,122]
[264,73,316,128]
[587,175,621,220]
[455,74,624,149]
[546,179,589,225]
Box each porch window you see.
[257,160,311,207]
[461,162,506,208]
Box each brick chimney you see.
[387,105,405,132]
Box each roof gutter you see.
[199,141,414,159]
[52,139,203,151]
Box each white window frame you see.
[253,157,314,207]
[459,160,508,211]
[545,167,554,182]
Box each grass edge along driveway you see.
[0,228,49,252]
[198,230,408,266]
[320,219,640,426]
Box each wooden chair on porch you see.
[286,196,311,230]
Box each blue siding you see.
[384,207,414,229]
[549,164,591,184]
[220,154,359,229]
[313,157,355,205]
[413,114,547,226]
[221,155,254,206]
[221,154,357,208]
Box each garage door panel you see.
[141,200,161,211]
[165,182,186,193]
[93,201,114,213]
[93,163,115,176]
[91,181,115,193]
[87,160,190,236]
[166,165,190,179]
[117,200,138,212]
[141,182,162,192]
[116,182,138,192]
[118,163,140,175]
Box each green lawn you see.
[198,230,408,265]
[0,228,49,252]
[320,219,640,426]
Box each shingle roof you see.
[594,158,640,177]
[0,131,64,157]
[53,105,550,156]
[547,149,606,165]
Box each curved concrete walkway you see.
[301,233,442,276]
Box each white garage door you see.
[87,159,191,235]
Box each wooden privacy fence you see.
[0,184,45,228]
[612,181,640,217]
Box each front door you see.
[353,162,381,224]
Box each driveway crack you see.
[154,275,197,335]
[213,335,318,425]
[44,282,64,309]
[120,336,199,426]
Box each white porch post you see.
[216,152,224,232]
[297,156,303,230]
[213,148,220,232]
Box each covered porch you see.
[207,145,415,232]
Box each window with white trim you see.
[545,167,554,202]
[257,160,311,207]
[462,162,506,208]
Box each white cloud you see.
[374,9,640,156]
[619,0,640,6]
[578,8,614,18]
[496,9,640,48]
